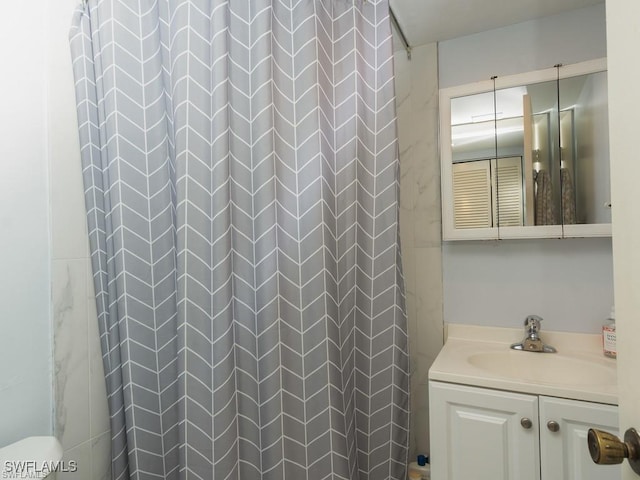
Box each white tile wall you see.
[52,259,90,450]
[394,43,444,460]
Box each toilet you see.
[0,437,63,479]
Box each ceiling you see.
[389,0,605,47]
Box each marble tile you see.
[57,439,91,480]
[399,44,441,250]
[86,250,96,300]
[400,206,415,251]
[404,285,417,349]
[415,247,444,370]
[410,378,431,458]
[49,132,88,260]
[394,43,443,461]
[398,145,417,219]
[410,44,437,86]
[400,243,417,380]
[408,376,419,459]
[398,123,416,248]
[413,404,431,457]
[398,138,417,248]
[91,431,112,480]
[401,240,416,292]
[88,288,110,438]
[413,352,439,385]
[410,369,432,457]
[393,51,412,114]
[53,259,90,451]
[399,149,416,209]
[414,154,442,248]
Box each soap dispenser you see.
[603,306,616,359]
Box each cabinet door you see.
[539,396,620,480]
[430,382,540,480]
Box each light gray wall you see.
[443,238,614,332]
[0,1,52,446]
[439,3,607,88]
[439,3,614,333]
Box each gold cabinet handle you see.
[588,428,640,475]
[547,421,560,433]
[521,418,532,429]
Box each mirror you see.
[558,70,611,230]
[441,59,611,240]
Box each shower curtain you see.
[70,1,409,479]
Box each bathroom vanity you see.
[428,325,619,480]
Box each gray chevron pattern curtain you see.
[70,1,408,479]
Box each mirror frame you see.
[440,58,611,241]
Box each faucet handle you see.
[511,315,556,353]
[524,315,543,334]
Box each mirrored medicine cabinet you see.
[440,58,611,241]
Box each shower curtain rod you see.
[78,0,412,60]
[389,6,411,60]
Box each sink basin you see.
[467,351,617,387]
[429,325,618,404]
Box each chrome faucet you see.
[510,315,557,353]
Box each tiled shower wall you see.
[394,43,444,460]
[48,1,111,478]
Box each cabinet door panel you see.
[430,382,540,480]
[539,396,620,480]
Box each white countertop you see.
[429,324,618,405]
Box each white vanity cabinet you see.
[429,382,540,480]
[539,396,620,480]
[429,382,620,480]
